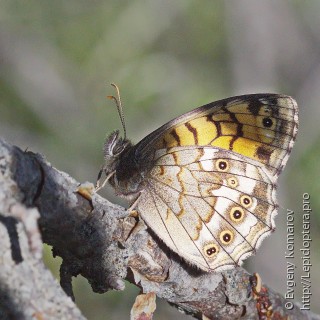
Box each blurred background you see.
[1,1,319,319]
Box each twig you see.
[0,139,318,320]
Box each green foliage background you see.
[1,1,320,319]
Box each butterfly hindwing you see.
[136,146,278,271]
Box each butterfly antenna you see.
[107,83,127,139]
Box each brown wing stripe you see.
[221,106,244,151]
[206,114,221,136]
[170,129,181,146]
[185,122,198,144]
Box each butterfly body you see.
[101,93,298,272]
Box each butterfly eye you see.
[230,207,245,223]
[216,159,229,172]
[203,243,219,258]
[227,176,238,188]
[240,195,253,208]
[220,230,234,245]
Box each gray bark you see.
[0,139,318,320]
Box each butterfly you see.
[97,84,298,272]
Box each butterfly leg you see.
[127,192,142,215]
[95,168,115,192]
[95,166,104,189]
[122,193,147,242]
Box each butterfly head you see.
[103,130,132,172]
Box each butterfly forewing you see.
[136,94,298,177]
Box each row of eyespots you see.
[216,159,239,192]
[217,158,239,190]
[203,230,235,258]
[217,156,254,222]
[229,195,252,222]
[203,195,254,258]
[215,158,237,190]
[216,159,250,193]
[205,158,255,258]
[203,229,238,259]
[203,229,234,257]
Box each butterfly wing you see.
[132,94,298,271]
[136,94,298,177]
[136,146,277,271]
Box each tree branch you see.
[0,139,318,320]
